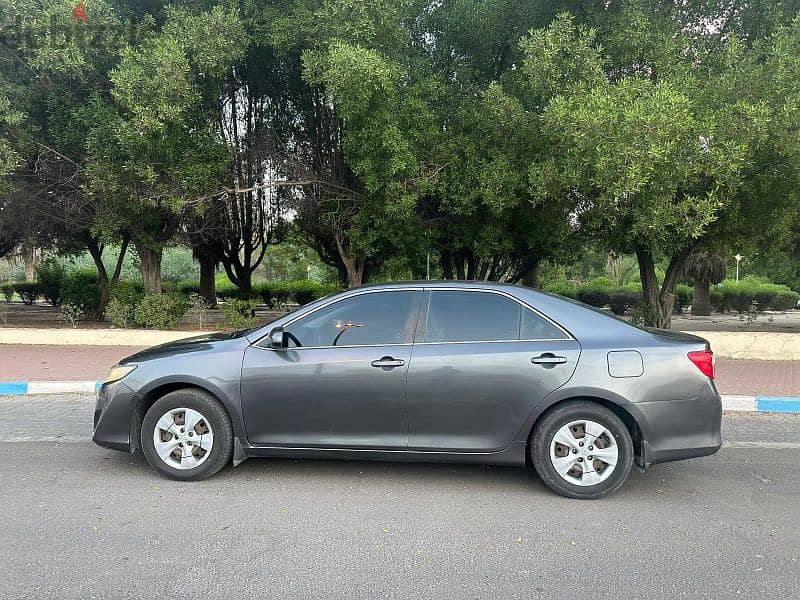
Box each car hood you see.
[121,331,249,363]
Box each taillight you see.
[688,350,714,379]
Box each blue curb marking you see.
[756,397,800,414]
[0,382,28,395]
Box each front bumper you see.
[92,380,140,453]
[636,385,722,468]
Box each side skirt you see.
[231,438,527,467]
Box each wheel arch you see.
[523,388,650,469]
[130,379,234,455]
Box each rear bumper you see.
[636,385,722,468]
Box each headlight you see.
[103,364,137,384]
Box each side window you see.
[423,290,568,343]
[285,291,418,347]
[520,306,568,340]
[424,291,520,343]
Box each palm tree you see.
[684,250,727,316]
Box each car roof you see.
[346,280,523,291]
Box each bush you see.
[177,280,201,296]
[675,283,693,313]
[35,257,67,306]
[220,298,258,329]
[1,284,13,303]
[609,291,642,315]
[60,270,101,316]
[575,285,611,308]
[773,290,800,311]
[543,278,577,299]
[13,282,42,305]
[133,293,188,329]
[106,282,144,328]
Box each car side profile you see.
[92,281,722,499]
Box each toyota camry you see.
[93,281,722,499]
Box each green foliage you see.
[13,282,42,305]
[133,293,188,329]
[59,303,81,328]
[35,257,67,306]
[712,278,800,313]
[106,282,146,328]
[1,284,13,303]
[609,291,642,316]
[675,284,694,312]
[544,278,577,299]
[220,299,258,330]
[631,303,661,328]
[60,270,101,317]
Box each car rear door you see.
[241,289,421,449]
[405,289,580,452]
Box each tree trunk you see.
[197,253,217,307]
[440,251,454,280]
[87,236,129,320]
[23,246,37,281]
[523,260,541,288]
[635,247,691,329]
[692,279,711,316]
[343,257,366,287]
[136,242,162,295]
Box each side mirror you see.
[267,327,288,350]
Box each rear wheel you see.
[141,388,233,481]
[531,401,633,499]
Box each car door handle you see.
[371,357,405,368]
[531,354,568,365]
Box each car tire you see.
[531,400,633,500]
[141,388,233,481]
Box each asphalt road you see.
[1,396,799,599]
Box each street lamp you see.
[734,254,743,282]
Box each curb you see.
[1,383,799,414]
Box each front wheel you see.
[141,388,233,481]
[531,401,634,499]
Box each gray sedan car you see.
[93,281,722,499]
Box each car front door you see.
[405,289,581,452]
[241,289,421,449]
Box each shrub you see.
[59,303,81,327]
[1,284,13,303]
[773,290,800,311]
[675,283,693,312]
[105,282,144,328]
[187,293,212,330]
[106,298,134,328]
[133,293,188,329]
[60,270,101,316]
[631,302,660,327]
[220,298,258,329]
[609,291,641,315]
[576,283,611,308]
[35,257,67,306]
[177,280,201,296]
[13,282,42,305]
[544,278,577,299]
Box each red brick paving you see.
[714,358,800,396]
[0,346,798,396]
[0,345,145,381]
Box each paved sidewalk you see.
[1,344,798,396]
[0,345,144,381]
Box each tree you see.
[684,250,727,316]
[87,5,244,294]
